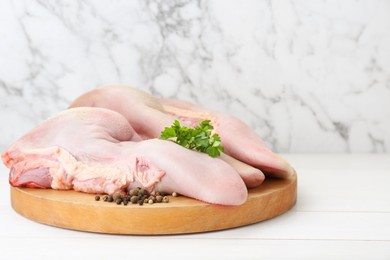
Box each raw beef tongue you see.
[2,107,247,205]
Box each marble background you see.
[0,0,389,153]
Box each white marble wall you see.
[1,0,389,153]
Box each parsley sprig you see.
[160,120,224,158]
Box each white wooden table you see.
[1,154,389,259]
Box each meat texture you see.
[3,84,295,206]
[159,98,294,179]
[70,85,294,180]
[2,107,247,205]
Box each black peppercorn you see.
[130,195,139,204]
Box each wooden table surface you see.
[1,154,389,259]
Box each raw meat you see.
[70,85,174,140]
[70,85,266,187]
[160,98,294,179]
[70,85,294,179]
[2,107,247,205]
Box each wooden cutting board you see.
[11,171,297,235]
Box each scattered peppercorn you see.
[112,192,122,201]
[130,195,138,204]
[94,189,174,206]
[156,195,163,203]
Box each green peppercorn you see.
[172,192,178,197]
[163,196,169,203]
[95,195,100,201]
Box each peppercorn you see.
[94,188,177,205]
[156,195,163,203]
[112,192,122,201]
[138,188,147,196]
[130,195,139,204]
[129,189,138,196]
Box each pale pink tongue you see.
[10,167,52,188]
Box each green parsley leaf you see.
[160,120,224,157]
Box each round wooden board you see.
[10,172,297,235]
